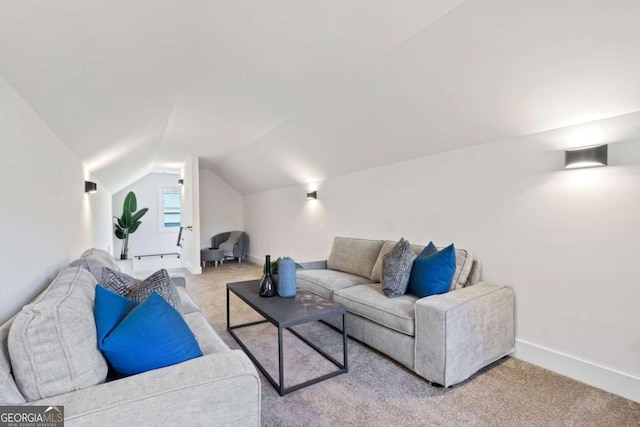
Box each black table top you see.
[227,280,346,328]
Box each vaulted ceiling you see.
[1,0,639,194]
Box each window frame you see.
[158,185,182,232]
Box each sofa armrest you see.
[232,233,247,259]
[298,260,327,270]
[414,282,515,387]
[171,276,186,287]
[30,350,260,427]
[212,232,231,250]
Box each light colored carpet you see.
[186,262,640,427]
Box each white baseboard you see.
[514,339,640,403]
[247,254,263,265]
[183,260,202,275]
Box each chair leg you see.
[239,257,242,264]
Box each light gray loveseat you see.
[297,237,515,388]
[0,249,260,426]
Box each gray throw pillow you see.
[381,238,417,298]
[127,269,182,313]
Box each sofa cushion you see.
[80,248,113,259]
[297,269,373,299]
[370,241,396,283]
[69,251,119,284]
[381,238,416,298]
[333,284,419,336]
[8,267,108,401]
[327,237,384,280]
[408,243,456,298]
[0,320,25,404]
[95,286,202,376]
[183,312,230,355]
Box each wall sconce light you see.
[306,191,317,200]
[565,144,608,169]
[84,181,97,193]
[178,179,184,185]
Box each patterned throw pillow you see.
[127,269,182,313]
[101,268,182,313]
[381,238,417,298]
[102,267,138,296]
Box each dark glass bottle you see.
[259,255,277,297]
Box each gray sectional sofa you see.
[297,237,515,388]
[0,249,260,426]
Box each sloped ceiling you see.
[1,0,639,194]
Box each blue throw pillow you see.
[407,243,456,298]
[94,285,202,376]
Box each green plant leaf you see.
[114,191,146,232]
[131,208,148,224]
[123,191,137,213]
[122,209,133,228]
[128,221,142,234]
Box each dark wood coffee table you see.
[226,280,348,396]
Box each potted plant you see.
[113,191,148,260]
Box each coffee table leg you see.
[278,326,284,396]
[342,313,348,372]
[226,287,230,330]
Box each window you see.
[160,186,181,229]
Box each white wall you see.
[112,172,181,258]
[180,156,202,274]
[199,168,244,249]
[84,173,113,253]
[243,137,640,402]
[0,76,110,323]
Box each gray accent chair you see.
[0,249,261,426]
[211,231,248,262]
[297,237,515,388]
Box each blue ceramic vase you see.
[277,258,297,297]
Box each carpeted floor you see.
[186,262,640,427]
